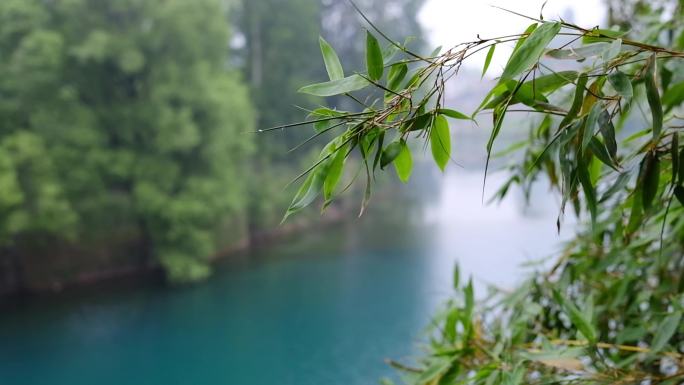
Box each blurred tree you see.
[0,0,253,283]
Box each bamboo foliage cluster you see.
[278,3,684,384]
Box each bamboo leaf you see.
[582,104,601,152]
[674,185,684,206]
[644,55,663,140]
[387,63,408,91]
[608,70,633,98]
[323,144,347,203]
[639,151,660,210]
[598,110,617,159]
[380,140,402,169]
[438,108,471,120]
[577,158,597,225]
[553,290,597,343]
[431,115,451,171]
[662,81,684,111]
[319,36,344,80]
[500,22,560,82]
[559,73,588,130]
[299,75,370,96]
[366,31,383,81]
[482,44,496,78]
[651,312,682,353]
[672,134,679,185]
[393,140,412,183]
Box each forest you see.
[0,0,425,290]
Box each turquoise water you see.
[0,171,570,385]
[0,211,446,385]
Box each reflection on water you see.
[0,170,575,385]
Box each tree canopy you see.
[0,0,253,283]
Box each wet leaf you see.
[393,140,412,183]
[438,108,471,120]
[598,110,617,159]
[651,311,682,353]
[639,151,660,210]
[366,31,383,81]
[553,290,597,343]
[482,44,496,78]
[323,143,347,204]
[380,140,402,169]
[500,22,560,82]
[431,115,451,171]
[608,70,633,98]
[319,36,344,80]
[299,75,370,96]
[644,55,663,140]
[387,63,408,91]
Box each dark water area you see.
[0,170,572,385]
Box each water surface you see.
[0,170,573,385]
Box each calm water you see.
[0,170,573,385]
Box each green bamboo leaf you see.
[651,312,682,353]
[679,147,684,183]
[558,73,588,130]
[553,290,597,343]
[323,144,347,203]
[387,62,408,91]
[417,358,452,384]
[380,141,402,169]
[582,104,601,152]
[482,44,496,78]
[366,31,383,81]
[393,140,412,183]
[662,81,684,111]
[298,75,370,96]
[283,163,328,221]
[598,110,617,159]
[577,159,597,225]
[546,43,609,60]
[672,134,679,185]
[438,108,471,120]
[500,22,561,82]
[639,151,660,210]
[431,115,451,171]
[319,36,344,81]
[608,70,633,98]
[674,185,684,206]
[644,55,663,140]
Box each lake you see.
[0,169,574,385]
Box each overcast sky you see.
[418,0,607,72]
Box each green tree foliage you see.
[290,2,684,383]
[0,0,253,282]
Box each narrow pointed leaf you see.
[608,70,633,98]
[387,63,408,91]
[298,75,370,96]
[553,290,597,343]
[500,22,560,82]
[319,36,344,80]
[323,144,347,202]
[380,141,402,169]
[366,31,383,81]
[651,312,682,353]
[598,110,617,159]
[482,44,496,78]
[644,55,663,140]
[431,115,451,171]
[438,108,471,120]
[393,140,412,183]
[639,151,660,210]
